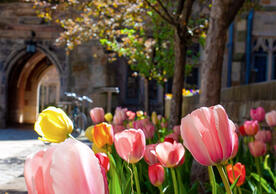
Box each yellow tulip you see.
[85,125,93,142]
[136,110,144,117]
[34,106,73,143]
[104,112,113,123]
[151,111,158,125]
[92,122,114,148]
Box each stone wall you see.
[165,81,276,125]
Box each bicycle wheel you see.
[74,113,87,136]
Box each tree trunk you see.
[199,2,228,107]
[169,30,186,128]
[199,0,245,107]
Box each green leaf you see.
[107,153,122,194]
[230,175,240,191]
[251,172,276,193]
[247,179,258,194]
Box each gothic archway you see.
[5,46,62,125]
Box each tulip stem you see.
[255,157,262,194]
[158,185,164,194]
[216,165,232,194]
[208,166,217,194]
[132,163,141,194]
[68,134,76,140]
[170,168,178,194]
[238,187,242,194]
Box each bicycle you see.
[64,92,93,137]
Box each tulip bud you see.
[136,110,144,117]
[255,130,272,143]
[151,112,158,125]
[226,162,246,187]
[148,164,165,187]
[113,107,127,125]
[243,120,259,136]
[250,107,265,122]
[248,140,267,157]
[92,122,114,148]
[126,111,136,120]
[265,110,276,127]
[90,107,105,124]
[95,153,110,172]
[104,113,113,123]
[114,129,146,163]
[34,106,73,143]
[155,141,185,168]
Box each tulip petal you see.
[181,114,213,166]
[50,139,105,194]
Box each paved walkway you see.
[0,128,47,193]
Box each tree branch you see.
[176,0,185,20]
[225,0,245,27]
[144,0,176,26]
[156,0,175,23]
[181,0,195,24]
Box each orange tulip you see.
[226,162,246,187]
[92,122,114,148]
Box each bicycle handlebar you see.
[64,92,93,103]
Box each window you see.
[252,48,267,82]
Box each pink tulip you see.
[114,129,146,163]
[133,119,156,139]
[173,125,180,136]
[95,153,110,172]
[248,140,267,157]
[144,144,159,165]
[255,130,272,143]
[231,132,239,159]
[250,107,265,122]
[148,164,165,187]
[24,139,108,194]
[90,107,105,124]
[180,105,238,166]
[126,111,136,120]
[265,110,276,127]
[164,132,179,143]
[113,107,127,125]
[243,120,259,136]
[112,124,125,134]
[155,141,185,168]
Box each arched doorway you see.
[6,50,60,125]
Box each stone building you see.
[0,1,163,128]
[220,0,276,122]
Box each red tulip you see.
[265,110,276,127]
[113,107,127,125]
[90,107,105,124]
[238,125,246,136]
[243,120,259,136]
[95,153,110,172]
[248,140,267,157]
[226,162,246,187]
[126,111,136,120]
[24,139,108,194]
[250,107,265,122]
[255,130,272,143]
[155,141,185,168]
[180,105,238,166]
[144,144,159,165]
[148,164,165,187]
[114,129,146,163]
